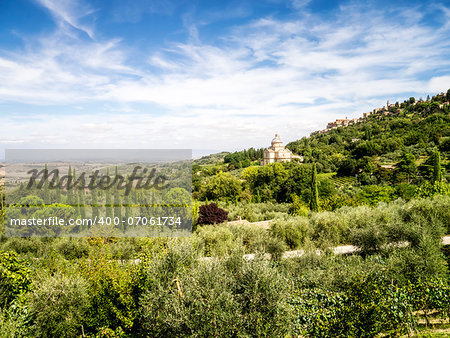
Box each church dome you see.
[271,134,282,145]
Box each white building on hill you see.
[261,134,302,165]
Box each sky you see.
[0,0,449,159]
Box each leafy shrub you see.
[27,274,89,337]
[399,195,450,237]
[195,225,235,256]
[138,248,293,337]
[270,216,310,249]
[0,251,31,306]
[80,253,138,333]
[264,236,287,261]
[223,202,289,222]
[290,274,415,337]
[228,224,268,253]
[107,238,138,260]
[55,238,90,260]
[231,258,293,335]
[289,195,309,216]
[406,278,450,324]
[0,303,30,338]
[1,237,42,256]
[386,242,448,283]
[415,181,450,199]
[310,210,351,245]
[350,222,389,256]
[347,203,401,255]
[138,259,240,336]
[321,194,363,211]
[357,185,396,205]
[197,203,228,225]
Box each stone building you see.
[261,134,302,165]
[327,117,350,129]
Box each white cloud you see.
[36,0,96,39]
[1,2,450,153]
[428,76,450,93]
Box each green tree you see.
[289,194,308,216]
[43,163,50,204]
[105,169,113,219]
[55,169,61,202]
[91,189,99,222]
[164,187,191,206]
[114,190,122,224]
[395,152,416,183]
[66,166,74,206]
[124,192,131,230]
[113,167,122,225]
[432,150,443,183]
[78,189,86,220]
[310,163,319,212]
[201,172,241,202]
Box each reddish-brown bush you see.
[197,203,229,225]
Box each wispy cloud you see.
[36,0,96,39]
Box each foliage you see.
[0,251,31,306]
[55,238,90,260]
[357,185,396,205]
[27,274,89,337]
[432,149,443,183]
[224,147,264,169]
[270,216,310,249]
[138,244,293,337]
[79,253,138,333]
[290,273,415,337]
[163,187,191,206]
[264,236,287,261]
[395,152,417,183]
[195,225,235,256]
[197,202,229,225]
[310,163,319,211]
[224,201,289,222]
[199,172,242,202]
[415,181,450,199]
[289,194,309,216]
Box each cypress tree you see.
[79,189,86,219]
[91,189,99,222]
[73,169,81,217]
[67,166,74,206]
[310,162,319,212]
[124,192,131,232]
[43,164,49,204]
[55,169,61,203]
[114,190,122,223]
[105,168,113,218]
[113,167,122,230]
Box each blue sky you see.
[0,0,449,158]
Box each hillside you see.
[193,90,450,207]
[287,90,450,177]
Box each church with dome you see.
[261,134,302,165]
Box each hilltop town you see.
[313,91,450,135]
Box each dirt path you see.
[242,235,450,261]
[229,218,450,260]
